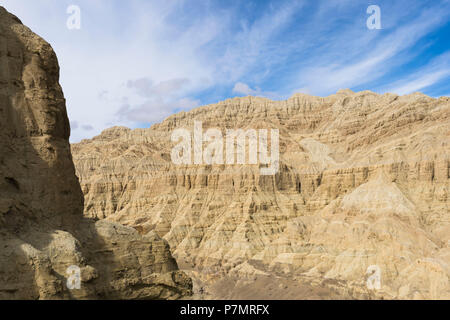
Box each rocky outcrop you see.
[73,87,450,298]
[0,6,192,299]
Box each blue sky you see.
[2,0,450,142]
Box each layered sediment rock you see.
[73,86,450,298]
[0,6,192,299]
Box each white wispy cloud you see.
[291,3,450,96]
[215,0,305,82]
[232,82,280,100]
[1,0,449,142]
[384,52,450,95]
[233,82,259,96]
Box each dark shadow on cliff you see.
[0,6,191,300]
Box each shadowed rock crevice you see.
[0,6,192,300]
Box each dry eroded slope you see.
[73,85,450,298]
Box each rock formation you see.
[0,6,192,299]
[73,88,449,298]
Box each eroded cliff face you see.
[0,6,192,299]
[73,85,450,298]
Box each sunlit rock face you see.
[74,87,450,299]
[0,6,192,300]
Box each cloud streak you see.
[291,2,450,96]
[1,0,449,142]
[385,52,450,95]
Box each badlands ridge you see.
[73,86,449,298]
[0,4,448,300]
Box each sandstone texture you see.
[0,6,192,299]
[73,87,450,299]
